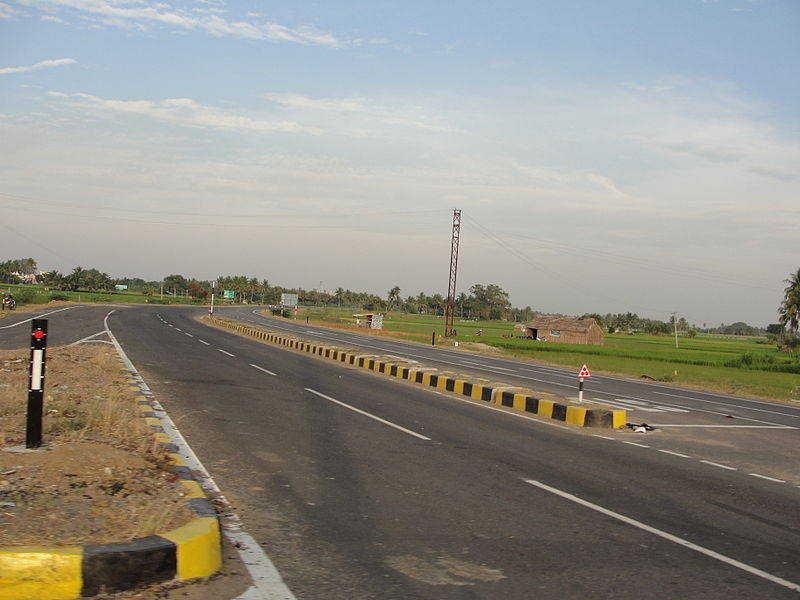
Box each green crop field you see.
[294,307,800,402]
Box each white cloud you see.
[0,2,17,19]
[264,92,455,134]
[14,0,349,47]
[0,57,75,75]
[47,91,324,135]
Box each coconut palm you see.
[779,267,800,334]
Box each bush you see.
[49,293,69,301]
[12,289,48,305]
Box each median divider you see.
[0,368,221,600]
[205,316,626,429]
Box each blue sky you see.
[1,0,798,326]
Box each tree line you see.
[3,257,798,341]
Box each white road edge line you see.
[523,478,800,593]
[250,364,277,377]
[304,388,431,441]
[218,349,235,357]
[103,310,295,600]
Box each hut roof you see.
[527,316,599,332]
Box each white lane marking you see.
[250,364,277,377]
[598,392,792,427]
[105,315,295,600]
[422,385,571,431]
[622,441,650,448]
[592,435,615,440]
[460,360,514,372]
[748,473,786,484]
[700,460,737,471]
[304,388,431,441]
[658,450,692,458]
[218,349,235,357]
[604,398,667,413]
[648,424,796,429]
[69,330,108,346]
[0,305,80,329]
[653,391,800,419]
[523,479,800,593]
[198,339,210,345]
[175,328,182,332]
[185,333,194,338]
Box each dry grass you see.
[0,344,193,546]
[1,345,164,458]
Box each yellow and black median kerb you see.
[207,316,626,429]
[0,366,221,600]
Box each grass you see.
[0,344,166,456]
[0,282,209,306]
[289,307,800,402]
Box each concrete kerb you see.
[205,316,626,429]
[0,366,221,600]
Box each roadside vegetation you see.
[3,257,798,402]
[283,307,800,403]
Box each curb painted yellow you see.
[207,316,626,429]
[160,517,221,580]
[0,547,82,600]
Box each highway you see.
[1,304,799,599]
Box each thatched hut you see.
[518,316,604,345]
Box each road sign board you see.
[223,290,235,299]
[578,364,592,378]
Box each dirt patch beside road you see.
[0,345,192,547]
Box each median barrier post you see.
[26,319,48,448]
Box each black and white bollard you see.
[26,319,48,449]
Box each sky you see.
[1,0,798,327]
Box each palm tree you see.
[779,267,800,334]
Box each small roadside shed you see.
[520,316,604,345]
[352,313,384,330]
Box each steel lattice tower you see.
[445,209,461,337]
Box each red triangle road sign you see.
[578,364,592,378]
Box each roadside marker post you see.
[26,319,48,448]
[577,363,592,403]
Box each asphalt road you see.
[1,304,799,599]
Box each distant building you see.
[519,316,604,345]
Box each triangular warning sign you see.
[578,364,592,378]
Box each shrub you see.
[49,293,69,301]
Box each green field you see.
[294,307,800,402]
[0,283,209,306]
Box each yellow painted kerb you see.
[160,518,221,580]
[565,406,587,426]
[0,546,82,600]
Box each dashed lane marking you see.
[304,388,431,441]
[748,473,786,484]
[700,460,737,471]
[658,450,692,458]
[250,363,277,377]
[524,479,800,593]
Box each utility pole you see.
[444,209,461,337]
